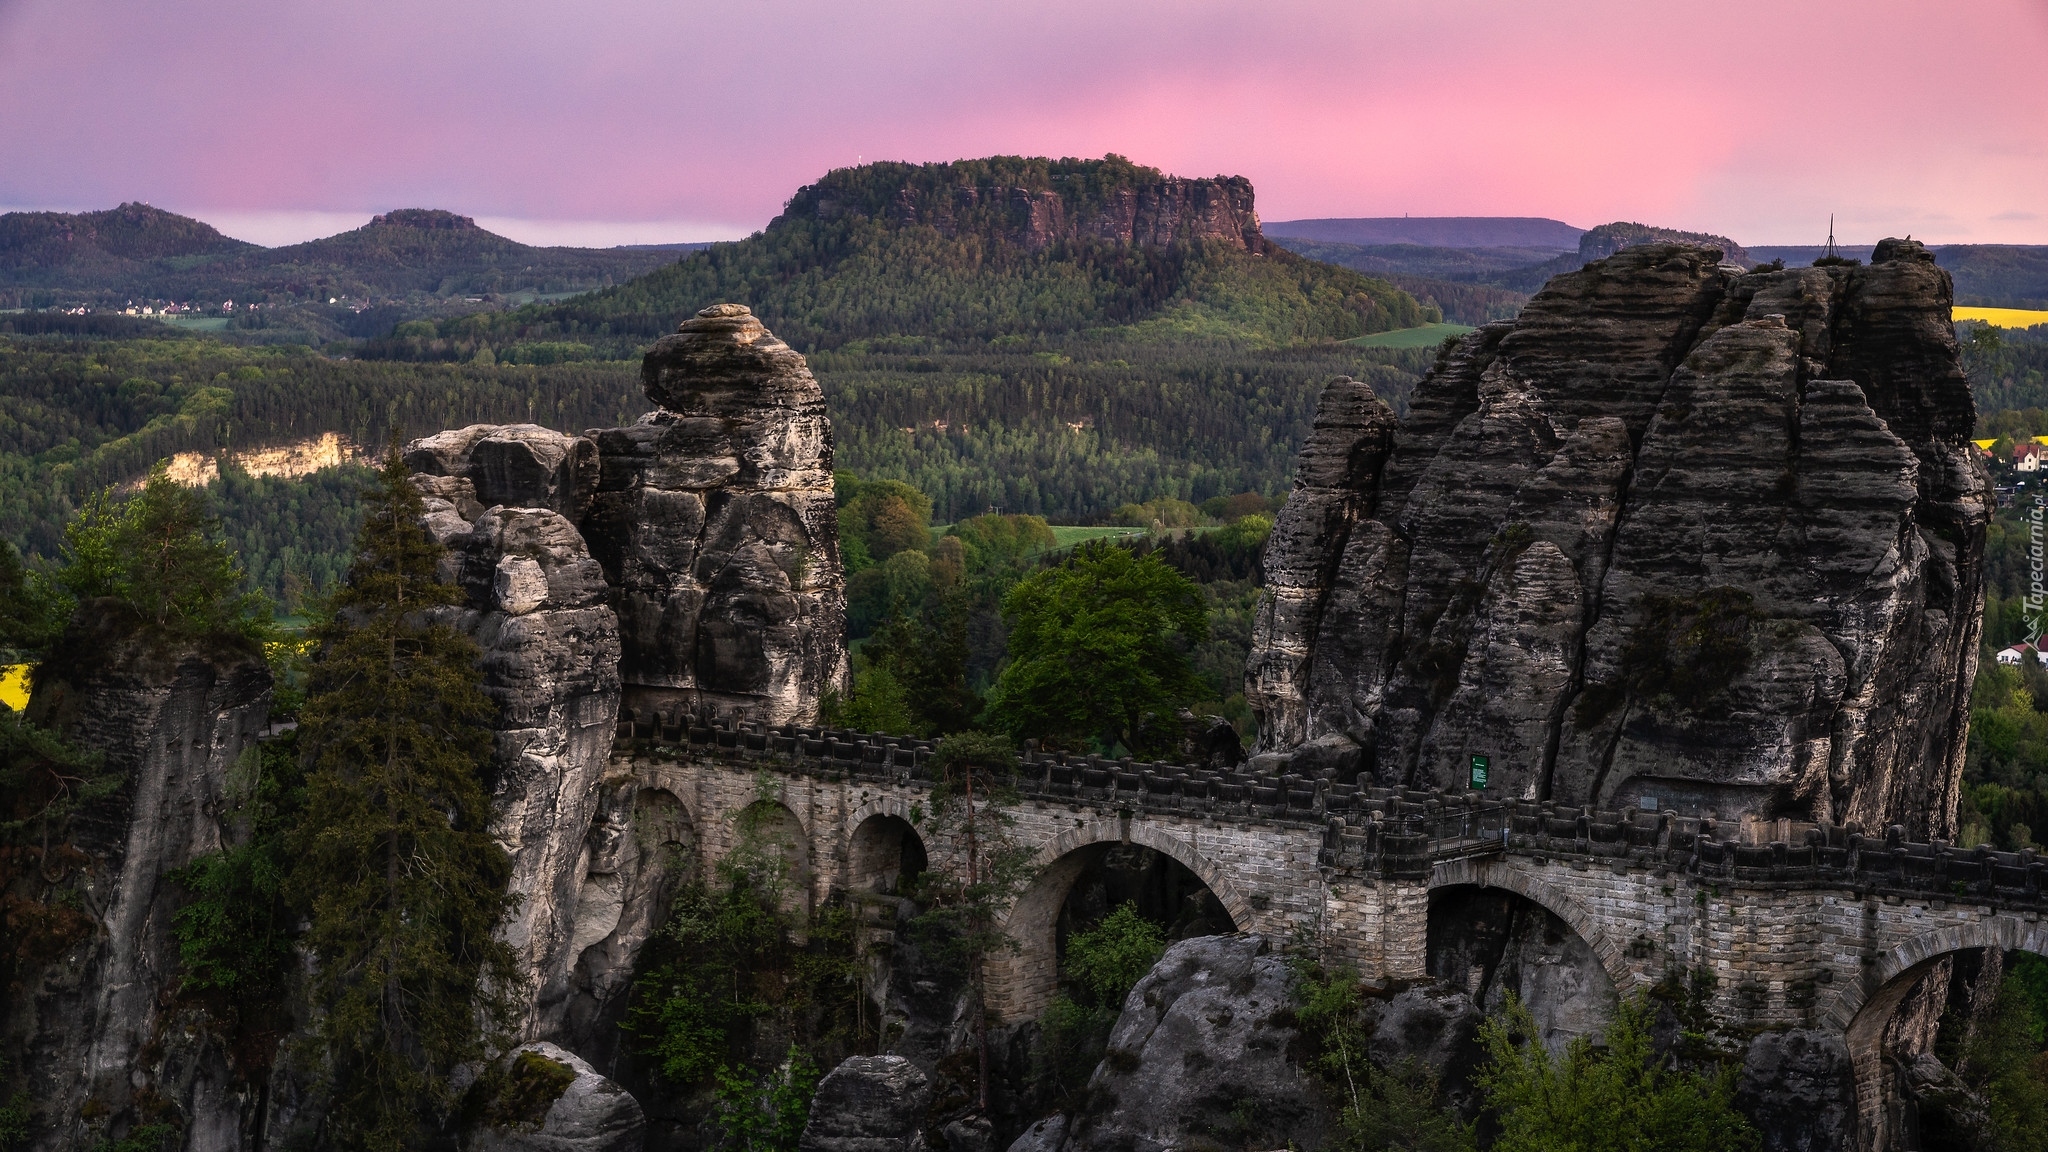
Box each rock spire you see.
[1249,241,1987,838]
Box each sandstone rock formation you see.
[7,618,272,1151]
[399,305,846,1042]
[1249,240,1987,837]
[800,171,1263,254]
[797,1056,933,1152]
[588,303,846,727]
[1734,1030,1856,1152]
[410,424,625,1040]
[470,1042,647,1152]
[1062,934,1327,1152]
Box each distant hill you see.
[1491,222,1749,292]
[437,155,1437,356]
[1262,216,1583,250]
[0,203,255,272]
[1265,221,1747,322]
[1262,238,1549,323]
[0,205,685,335]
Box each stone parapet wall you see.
[618,718,2048,913]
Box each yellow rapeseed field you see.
[0,664,30,711]
[1955,306,2048,329]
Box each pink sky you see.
[1,0,2043,247]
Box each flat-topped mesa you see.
[1249,240,1988,839]
[585,302,847,727]
[787,160,1266,254]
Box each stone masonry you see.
[590,717,2048,1151]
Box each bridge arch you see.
[847,798,927,897]
[985,817,1253,1022]
[1835,916,2048,1152]
[733,798,813,916]
[1426,857,1635,993]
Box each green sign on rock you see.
[1470,754,1490,790]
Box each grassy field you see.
[1345,322,1477,349]
[162,315,232,331]
[1957,307,2048,330]
[1048,525,1145,549]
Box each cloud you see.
[2,0,2044,243]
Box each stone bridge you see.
[595,715,2048,1152]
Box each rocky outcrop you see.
[554,780,696,1071]
[798,1056,932,1152]
[402,304,849,1044]
[410,426,625,1041]
[1426,887,1615,1054]
[1063,934,1326,1152]
[586,303,847,727]
[470,1042,647,1152]
[1249,240,1987,836]
[6,618,271,1151]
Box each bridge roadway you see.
[607,715,2048,1151]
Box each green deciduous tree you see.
[1035,902,1169,1107]
[626,777,869,1152]
[288,449,517,1152]
[1477,995,1757,1152]
[1289,961,1474,1152]
[985,544,1207,754]
[1062,903,1164,1009]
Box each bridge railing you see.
[612,715,2048,906]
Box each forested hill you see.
[0,204,686,315]
[409,155,1436,357]
[0,158,1444,602]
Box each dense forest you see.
[0,320,1437,603]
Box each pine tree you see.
[56,462,267,644]
[290,447,518,1151]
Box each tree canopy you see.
[985,544,1208,754]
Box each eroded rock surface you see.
[1734,1030,1856,1152]
[1248,240,1987,836]
[7,617,272,1151]
[586,303,847,726]
[798,1055,932,1152]
[470,1042,647,1152]
[410,432,625,1042]
[1064,934,1326,1152]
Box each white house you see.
[1999,644,2033,666]
[2016,443,2043,472]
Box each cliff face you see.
[409,425,625,1041]
[400,305,844,1055]
[7,621,271,1151]
[786,157,1264,254]
[1248,240,1987,837]
[882,176,1262,253]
